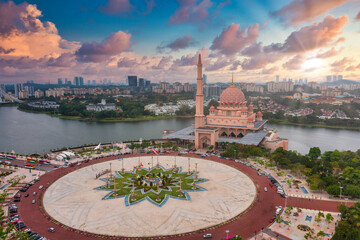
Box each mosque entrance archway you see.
[201,137,210,149]
[237,133,244,138]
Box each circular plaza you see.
[42,156,256,237]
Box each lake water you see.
[0,106,359,155]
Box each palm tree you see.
[304,232,312,240]
[325,213,334,228]
[317,230,326,238]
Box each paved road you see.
[4,158,57,172]
[16,153,349,240]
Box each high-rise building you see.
[338,75,343,81]
[283,78,286,82]
[128,76,138,87]
[73,76,84,86]
[0,84,5,98]
[276,75,279,83]
[58,78,63,85]
[14,83,24,97]
[138,78,145,87]
[304,78,308,85]
[332,75,337,82]
[92,80,96,85]
[74,77,79,86]
[24,86,34,97]
[204,84,222,98]
[203,74,207,84]
[145,80,151,88]
[326,75,332,82]
[87,80,90,85]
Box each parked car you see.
[32,200,36,204]
[38,185,43,189]
[33,191,37,196]
[48,227,55,233]
[203,233,212,238]
[264,187,267,192]
[25,193,29,197]
[20,187,28,192]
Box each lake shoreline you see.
[17,107,359,130]
[267,119,360,131]
[17,107,195,122]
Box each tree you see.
[309,147,321,160]
[317,230,326,237]
[325,213,334,226]
[286,205,293,216]
[304,232,313,240]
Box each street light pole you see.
[225,230,229,240]
[340,186,343,203]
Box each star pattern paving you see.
[94,165,208,207]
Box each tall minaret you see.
[195,54,205,129]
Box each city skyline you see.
[1,0,360,84]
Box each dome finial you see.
[231,73,234,87]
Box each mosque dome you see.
[219,85,246,103]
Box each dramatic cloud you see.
[152,56,173,70]
[117,57,138,68]
[271,0,350,25]
[171,47,209,69]
[0,1,79,59]
[356,11,360,21]
[47,53,76,67]
[76,31,131,62]
[98,0,133,15]
[282,55,306,70]
[205,58,230,71]
[346,64,360,71]
[210,23,259,56]
[157,34,197,52]
[265,15,348,53]
[316,47,343,58]
[0,47,15,54]
[168,0,213,25]
[330,57,353,71]
[261,66,279,74]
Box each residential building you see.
[86,99,116,112]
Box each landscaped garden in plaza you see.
[95,164,208,206]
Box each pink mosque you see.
[164,54,288,152]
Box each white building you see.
[86,99,116,112]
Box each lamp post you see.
[188,157,191,175]
[174,156,177,168]
[157,156,159,169]
[225,230,229,240]
[120,158,124,173]
[340,185,343,203]
[195,163,198,181]
[151,156,153,169]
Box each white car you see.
[203,233,212,238]
[264,187,267,192]
[39,185,43,189]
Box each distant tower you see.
[195,54,205,129]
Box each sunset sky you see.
[1,0,360,84]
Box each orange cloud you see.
[316,47,343,58]
[0,1,79,59]
[76,31,132,62]
[271,0,350,25]
[210,23,259,56]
